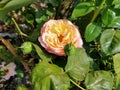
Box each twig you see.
[11,17,28,37]
[91,0,106,22]
[0,37,18,57]
[21,61,31,73]
[70,79,86,90]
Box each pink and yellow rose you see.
[38,19,83,56]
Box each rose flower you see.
[38,19,83,56]
[0,62,16,80]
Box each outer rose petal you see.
[38,19,83,56]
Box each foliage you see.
[0,0,36,19]
[85,71,114,90]
[1,0,120,90]
[32,61,70,90]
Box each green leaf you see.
[85,71,114,90]
[71,2,95,18]
[35,11,48,24]
[100,29,120,55]
[25,14,34,24]
[109,17,120,28]
[113,53,120,74]
[113,53,120,90]
[32,61,70,90]
[0,0,36,19]
[101,9,120,28]
[32,43,53,61]
[0,0,10,8]
[102,9,116,26]
[85,22,102,42]
[46,8,54,16]
[112,0,120,5]
[65,48,90,81]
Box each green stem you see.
[11,17,28,37]
[91,0,106,22]
[70,79,86,90]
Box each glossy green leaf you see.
[0,0,36,19]
[85,22,102,42]
[113,53,120,90]
[32,43,53,61]
[32,61,70,90]
[71,2,95,18]
[109,17,120,28]
[85,71,114,90]
[100,29,120,55]
[102,9,120,28]
[112,0,120,5]
[102,9,116,26]
[65,48,90,81]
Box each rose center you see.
[4,69,9,74]
[58,35,64,42]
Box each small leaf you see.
[35,11,48,24]
[102,9,116,26]
[85,71,114,90]
[71,2,95,18]
[32,61,70,90]
[109,17,120,28]
[25,14,34,24]
[100,29,120,55]
[32,43,53,61]
[65,48,90,81]
[85,22,102,42]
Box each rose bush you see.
[38,19,83,56]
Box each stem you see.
[70,79,86,90]
[11,17,28,37]
[0,37,18,57]
[91,0,106,22]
